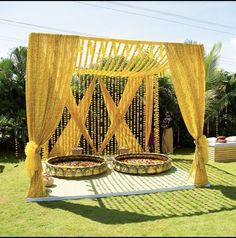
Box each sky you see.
[1,1,236,73]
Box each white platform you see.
[26,163,194,202]
[208,141,236,147]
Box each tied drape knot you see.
[194,135,208,164]
[25,141,42,177]
[25,141,39,156]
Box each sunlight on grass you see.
[0,150,236,236]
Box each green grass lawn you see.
[1,148,236,237]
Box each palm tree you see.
[206,70,236,136]
[204,42,222,136]
[205,42,222,90]
[203,41,236,137]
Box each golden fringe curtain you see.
[165,43,209,187]
[74,37,169,78]
[99,79,143,152]
[49,77,97,156]
[98,77,143,154]
[25,33,79,197]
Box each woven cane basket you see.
[45,154,108,178]
[113,152,172,175]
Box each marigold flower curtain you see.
[145,76,154,151]
[49,76,97,157]
[97,77,144,154]
[25,33,208,198]
[98,78,143,152]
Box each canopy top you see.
[29,33,202,78]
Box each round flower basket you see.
[113,152,172,175]
[45,154,108,178]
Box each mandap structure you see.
[25,33,209,198]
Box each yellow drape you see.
[98,77,143,154]
[25,33,79,197]
[145,76,153,151]
[66,87,96,152]
[49,77,97,156]
[74,37,169,78]
[165,43,209,187]
[99,79,142,152]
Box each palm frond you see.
[205,42,222,89]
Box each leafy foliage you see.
[0,46,27,151]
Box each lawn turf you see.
[0,148,236,237]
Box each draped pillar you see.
[25,33,79,197]
[165,43,209,187]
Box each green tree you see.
[203,42,222,136]
[0,46,27,120]
[206,70,236,136]
[203,42,236,136]
[0,46,27,151]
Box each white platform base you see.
[26,165,194,202]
